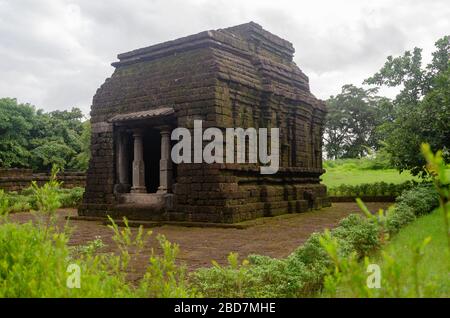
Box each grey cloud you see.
[0,0,449,113]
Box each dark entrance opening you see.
[143,129,161,193]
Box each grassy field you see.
[373,209,449,297]
[321,157,450,187]
[333,209,450,297]
[321,168,420,187]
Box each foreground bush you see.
[320,144,449,297]
[193,213,383,297]
[0,214,198,297]
[385,184,440,234]
[0,221,127,297]
[192,167,441,297]
[395,184,440,216]
[0,170,196,298]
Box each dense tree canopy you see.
[0,98,90,171]
[364,35,450,176]
[324,85,393,159]
[377,66,450,176]
[325,35,449,176]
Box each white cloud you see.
[0,0,449,114]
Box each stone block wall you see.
[0,168,86,192]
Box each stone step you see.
[111,203,167,221]
[117,193,166,205]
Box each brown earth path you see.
[8,202,390,281]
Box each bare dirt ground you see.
[9,202,390,281]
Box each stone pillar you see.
[157,127,172,193]
[117,131,130,187]
[131,129,146,193]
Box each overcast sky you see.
[1,0,449,115]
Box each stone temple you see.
[78,22,330,223]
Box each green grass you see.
[322,158,450,187]
[374,209,450,297]
[331,209,450,297]
[322,168,420,188]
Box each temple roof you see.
[90,22,326,123]
[109,107,175,123]
[112,22,295,67]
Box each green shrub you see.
[137,234,195,297]
[0,185,85,214]
[0,221,131,297]
[247,255,305,297]
[192,179,441,298]
[320,145,450,298]
[328,180,420,197]
[249,254,328,297]
[192,253,316,298]
[57,187,84,208]
[192,253,258,297]
[332,214,381,258]
[192,212,383,298]
[290,233,331,269]
[323,153,392,171]
[0,174,195,298]
[0,190,10,215]
[0,218,197,297]
[384,183,439,235]
[395,185,440,216]
[385,205,416,234]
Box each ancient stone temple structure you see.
[79,22,330,223]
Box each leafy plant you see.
[0,174,195,297]
[320,144,449,297]
[0,190,11,216]
[192,253,255,297]
[395,184,439,216]
[421,143,450,250]
[138,235,196,298]
[71,236,106,257]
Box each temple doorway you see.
[143,128,161,193]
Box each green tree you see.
[324,85,392,159]
[0,98,89,171]
[29,108,85,171]
[382,68,450,176]
[69,120,91,171]
[0,98,34,167]
[364,35,450,176]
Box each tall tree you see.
[324,85,392,159]
[0,98,88,171]
[364,36,450,176]
[69,120,91,171]
[0,98,34,167]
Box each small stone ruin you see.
[79,22,330,223]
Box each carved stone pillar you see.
[117,131,130,187]
[157,127,172,193]
[131,129,146,193]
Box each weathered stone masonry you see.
[79,22,330,223]
[0,169,85,192]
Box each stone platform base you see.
[68,207,328,229]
